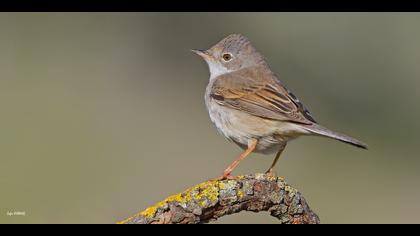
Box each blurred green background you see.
[1,13,420,224]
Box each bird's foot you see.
[211,172,236,181]
[265,169,278,178]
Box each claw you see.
[265,169,277,178]
[212,173,236,181]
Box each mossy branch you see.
[117,173,320,224]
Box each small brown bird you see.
[192,34,367,180]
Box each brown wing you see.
[210,66,317,125]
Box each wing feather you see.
[210,66,317,125]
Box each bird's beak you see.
[191,49,210,59]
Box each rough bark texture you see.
[117,173,320,224]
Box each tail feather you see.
[303,124,368,149]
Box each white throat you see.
[206,61,232,80]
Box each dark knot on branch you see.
[117,173,320,224]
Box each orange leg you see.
[265,143,286,175]
[217,139,258,180]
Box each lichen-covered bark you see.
[117,173,320,224]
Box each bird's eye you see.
[222,53,232,61]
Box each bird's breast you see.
[205,87,287,154]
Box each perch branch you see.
[117,173,320,224]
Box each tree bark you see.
[117,173,320,224]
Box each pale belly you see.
[205,94,309,154]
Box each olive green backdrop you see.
[1,13,420,223]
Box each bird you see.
[192,34,367,180]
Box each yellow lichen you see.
[117,180,220,224]
[236,175,246,180]
[277,176,285,182]
[266,175,277,182]
[284,185,296,194]
[237,190,245,199]
[140,206,159,218]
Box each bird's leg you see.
[215,139,258,180]
[265,143,286,176]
